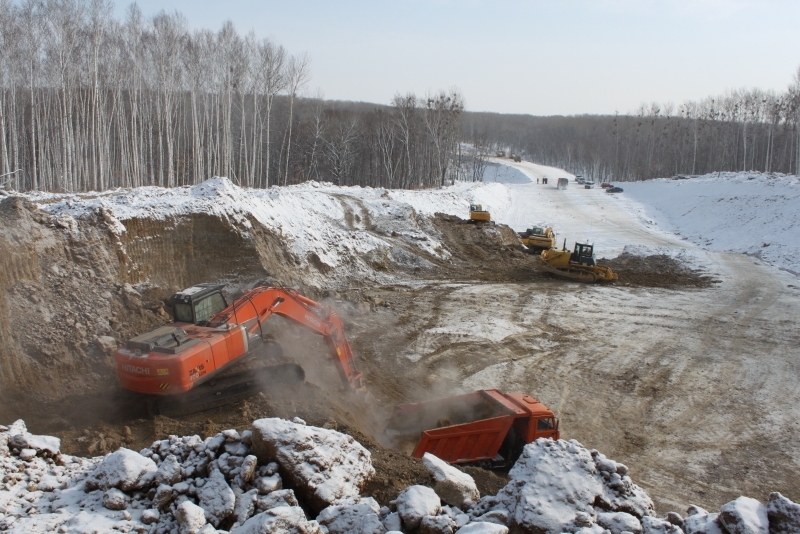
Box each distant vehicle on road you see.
[601,183,613,188]
[606,187,624,193]
[577,177,586,184]
[557,178,568,190]
[584,181,595,189]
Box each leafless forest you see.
[1,0,798,192]
[0,0,465,192]
[464,72,800,182]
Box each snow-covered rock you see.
[717,496,769,534]
[197,465,236,527]
[7,420,60,457]
[597,511,643,533]
[421,452,479,509]
[256,489,299,512]
[316,496,385,534]
[177,500,208,534]
[382,511,402,531]
[102,487,128,510]
[233,488,259,526]
[470,439,654,533]
[457,522,509,534]
[641,516,684,534]
[142,508,161,524]
[767,492,800,534]
[85,447,157,491]
[250,418,374,512]
[155,453,183,485]
[419,514,456,534]
[683,507,724,534]
[393,485,441,529]
[231,505,323,534]
[255,473,282,494]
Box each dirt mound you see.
[601,253,718,288]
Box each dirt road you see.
[397,159,800,511]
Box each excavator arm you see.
[208,287,366,394]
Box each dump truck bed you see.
[385,389,559,464]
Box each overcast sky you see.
[116,0,800,116]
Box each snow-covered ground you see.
[621,172,800,276]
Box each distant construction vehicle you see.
[385,389,560,466]
[540,241,618,283]
[468,203,491,223]
[557,178,569,190]
[519,226,556,253]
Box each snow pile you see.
[250,417,375,512]
[27,177,511,286]
[621,172,800,275]
[468,439,653,533]
[4,419,800,533]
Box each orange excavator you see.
[114,284,365,414]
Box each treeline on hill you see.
[0,0,466,193]
[464,72,800,182]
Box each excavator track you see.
[146,362,305,417]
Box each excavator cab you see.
[169,284,228,326]
[570,243,596,266]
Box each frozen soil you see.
[1,179,799,520]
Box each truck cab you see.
[169,284,228,326]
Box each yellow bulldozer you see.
[540,241,618,283]
[469,204,491,223]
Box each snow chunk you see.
[141,509,161,524]
[257,489,299,512]
[767,492,800,534]
[393,485,441,529]
[718,497,769,534]
[250,418,374,512]
[102,488,128,510]
[457,522,509,534]
[420,514,456,534]
[85,447,157,491]
[8,419,61,457]
[422,452,479,509]
[642,516,684,534]
[156,453,183,485]
[597,511,642,534]
[231,506,323,534]
[316,496,385,534]
[472,439,654,533]
[255,473,282,494]
[197,465,236,527]
[684,509,724,534]
[178,500,208,534]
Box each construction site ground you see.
[1,165,799,517]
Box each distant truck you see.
[385,389,560,466]
[557,178,569,190]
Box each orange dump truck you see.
[385,389,560,466]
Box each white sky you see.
[117,0,800,115]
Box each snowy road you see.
[402,159,800,511]
[487,157,688,255]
